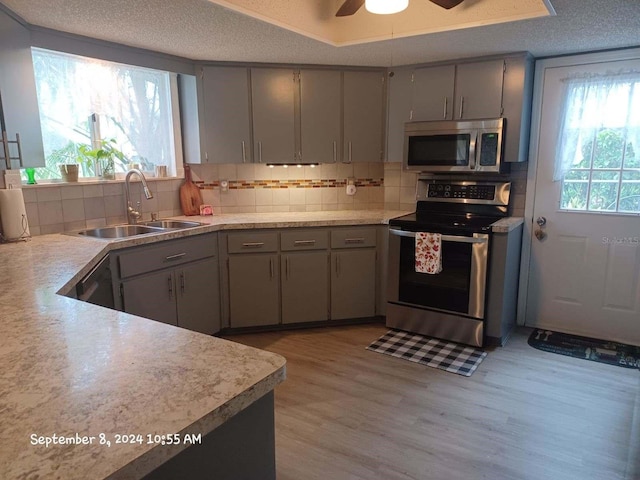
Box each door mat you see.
[528,329,640,369]
[366,329,487,377]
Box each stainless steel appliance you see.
[387,178,511,347]
[404,118,505,174]
[76,254,115,309]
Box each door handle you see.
[536,216,547,227]
[535,229,547,241]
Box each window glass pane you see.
[588,179,618,211]
[623,128,640,168]
[591,128,625,169]
[564,170,590,181]
[620,171,640,213]
[561,179,588,210]
[31,48,176,180]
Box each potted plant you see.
[78,139,127,180]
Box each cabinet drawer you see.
[117,234,217,279]
[331,228,377,249]
[227,232,278,253]
[281,229,329,251]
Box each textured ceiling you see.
[2,0,640,66]
[210,0,553,46]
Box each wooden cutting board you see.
[179,164,203,216]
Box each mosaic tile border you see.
[194,178,384,190]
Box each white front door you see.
[526,53,640,346]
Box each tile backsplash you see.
[16,160,528,236]
[21,179,183,236]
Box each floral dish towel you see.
[415,232,442,274]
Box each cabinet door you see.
[411,65,455,121]
[251,68,296,164]
[343,71,384,163]
[386,68,414,162]
[0,10,44,168]
[331,249,376,320]
[454,60,505,120]
[300,69,341,164]
[177,257,220,335]
[229,253,280,327]
[121,270,178,326]
[201,66,252,164]
[281,252,329,324]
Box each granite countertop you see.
[0,209,407,480]
[491,217,525,233]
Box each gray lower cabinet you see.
[223,227,378,329]
[114,234,220,335]
[330,249,376,320]
[281,251,329,324]
[228,254,280,328]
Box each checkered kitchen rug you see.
[367,329,487,377]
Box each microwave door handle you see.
[469,132,478,170]
[389,229,489,244]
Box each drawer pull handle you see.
[294,240,316,246]
[344,237,365,244]
[242,242,265,248]
[165,253,186,261]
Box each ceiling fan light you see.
[365,0,409,15]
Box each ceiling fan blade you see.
[429,0,464,9]
[336,0,365,17]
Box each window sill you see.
[21,176,182,188]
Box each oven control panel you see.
[427,183,496,200]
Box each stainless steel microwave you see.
[403,118,505,174]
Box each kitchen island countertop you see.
[0,209,407,479]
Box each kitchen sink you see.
[141,220,204,229]
[75,224,168,239]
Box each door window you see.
[555,71,640,213]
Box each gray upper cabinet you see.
[454,59,504,120]
[386,67,413,163]
[251,68,296,164]
[0,9,44,168]
[200,66,252,164]
[300,69,341,164]
[411,65,455,121]
[343,70,385,163]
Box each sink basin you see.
[76,225,168,239]
[141,220,204,229]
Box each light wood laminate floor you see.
[226,324,640,480]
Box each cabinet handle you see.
[165,252,186,261]
[269,257,274,279]
[333,141,337,163]
[443,97,448,119]
[344,237,365,244]
[336,254,340,277]
[294,239,316,246]
[459,96,464,119]
[168,275,173,299]
[180,272,185,294]
[242,242,265,248]
[258,141,263,163]
[348,142,353,163]
[241,141,246,163]
[286,257,290,280]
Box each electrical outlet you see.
[220,179,229,192]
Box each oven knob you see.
[429,191,437,197]
[444,185,451,191]
[437,185,444,191]
[444,191,450,197]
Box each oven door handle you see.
[389,229,488,244]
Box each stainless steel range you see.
[386,177,511,347]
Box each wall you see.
[20,179,183,235]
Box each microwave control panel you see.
[427,183,496,200]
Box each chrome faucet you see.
[125,168,153,224]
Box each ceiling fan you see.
[336,0,464,17]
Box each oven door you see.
[387,228,489,319]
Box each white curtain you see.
[554,70,640,181]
